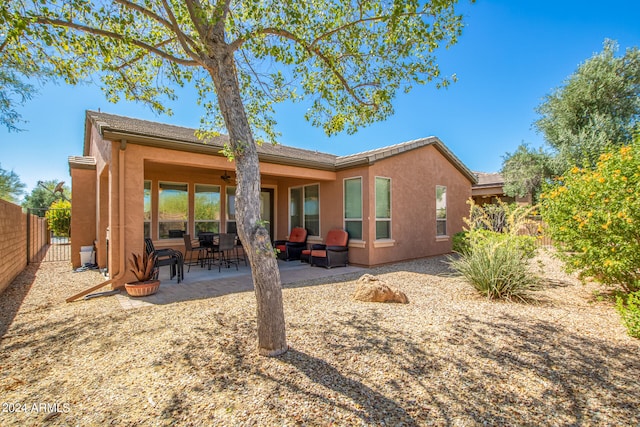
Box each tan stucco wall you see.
[75,121,473,278]
[365,145,471,265]
[0,200,27,295]
[70,168,97,268]
[271,145,472,266]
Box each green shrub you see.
[616,291,640,339]
[452,231,469,254]
[46,199,71,237]
[453,229,537,260]
[540,136,640,292]
[449,236,541,302]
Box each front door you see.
[226,187,275,239]
[260,188,275,239]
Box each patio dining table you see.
[197,232,219,248]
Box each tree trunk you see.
[206,43,287,356]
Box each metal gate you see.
[27,207,71,263]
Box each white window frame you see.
[288,183,321,236]
[375,176,392,240]
[143,180,152,239]
[158,181,188,239]
[344,177,363,240]
[225,186,237,234]
[436,185,447,237]
[194,183,221,235]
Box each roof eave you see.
[102,130,337,171]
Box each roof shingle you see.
[85,110,476,182]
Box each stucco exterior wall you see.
[76,117,474,277]
[70,168,97,268]
[366,145,472,265]
[0,200,27,295]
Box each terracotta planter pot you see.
[124,280,161,297]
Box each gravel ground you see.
[0,249,638,426]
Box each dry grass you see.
[1,250,638,426]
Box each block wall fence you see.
[0,200,47,295]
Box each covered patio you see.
[71,110,476,290]
[115,259,364,309]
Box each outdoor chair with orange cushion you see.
[273,227,308,261]
[310,229,349,268]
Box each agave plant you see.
[128,252,158,282]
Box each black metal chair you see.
[183,234,209,272]
[208,233,239,272]
[144,238,183,282]
[233,235,248,266]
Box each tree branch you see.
[159,0,200,59]
[309,15,387,49]
[114,0,200,55]
[183,0,210,44]
[35,17,200,67]
[114,37,177,70]
[238,49,278,102]
[231,27,375,107]
[113,0,173,31]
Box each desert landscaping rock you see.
[353,273,409,303]
[1,249,638,426]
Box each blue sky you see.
[1,0,639,197]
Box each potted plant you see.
[124,252,160,297]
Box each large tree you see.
[500,143,554,204]
[22,179,70,210]
[0,164,26,203]
[534,39,640,171]
[3,0,470,355]
[0,3,53,132]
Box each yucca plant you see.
[449,232,541,302]
[128,252,158,282]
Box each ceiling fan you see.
[220,172,232,183]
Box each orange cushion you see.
[289,227,307,243]
[301,249,311,255]
[325,229,348,247]
[311,250,327,258]
[275,244,286,252]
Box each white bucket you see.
[80,246,95,265]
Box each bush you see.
[452,231,469,254]
[540,136,640,292]
[46,199,71,237]
[450,200,541,301]
[449,237,541,302]
[453,229,537,260]
[616,291,640,339]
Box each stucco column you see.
[69,158,97,268]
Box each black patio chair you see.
[208,233,239,272]
[144,238,184,282]
[183,234,209,272]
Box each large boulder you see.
[353,274,409,304]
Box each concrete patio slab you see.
[115,260,365,310]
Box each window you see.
[143,180,151,239]
[195,184,220,234]
[289,184,320,236]
[158,182,188,239]
[375,177,391,239]
[436,185,447,236]
[226,186,237,234]
[344,177,362,240]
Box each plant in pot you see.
[124,252,160,297]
